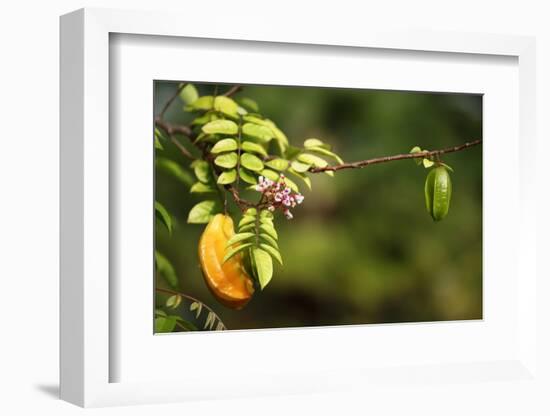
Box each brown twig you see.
[155,117,194,138]
[170,136,195,160]
[309,139,482,173]
[155,118,196,160]
[223,85,242,97]
[155,287,226,330]
[159,82,187,119]
[226,185,254,211]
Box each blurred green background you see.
[155,81,482,330]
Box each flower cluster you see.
[254,174,304,219]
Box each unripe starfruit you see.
[425,166,452,221]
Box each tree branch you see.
[155,117,194,138]
[155,84,481,212]
[155,118,196,160]
[309,139,482,173]
[159,82,187,119]
[155,287,226,330]
[170,136,195,160]
[223,85,242,97]
[226,185,254,211]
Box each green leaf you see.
[155,127,167,141]
[238,215,256,228]
[175,317,198,331]
[187,200,220,224]
[260,217,273,227]
[260,209,273,219]
[307,146,344,164]
[260,243,283,265]
[290,160,311,173]
[156,158,194,187]
[217,169,237,184]
[264,120,289,152]
[204,312,216,330]
[252,247,273,290]
[244,208,257,216]
[202,119,238,135]
[226,232,255,247]
[154,251,178,287]
[155,316,177,333]
[191,112,220,126]
[259,223,278,240]
[190,160,211,184]
[155,135,164,150]
[240,153,264,172]
[211,138,238,153]
[304,138,330,149]
[243,115,269,126]
[238,97,259,112]
[260,169,280,182]
[214,152,238,169]
[239,168,258,185]
[155,309,167,317]
[184,95,213,111]
[410,146,424,166]
[239,223,255,232]
[155,201,172,234]
[242,123,273,143]
[284,145,302,160]
[179,84,199,105]
[265,158,289,171]
[423,158,435,168]
[241,140,268,156]
[166,294,182,309]
[282,175,300,193]
[214,96,239,118]
[287,168,311,190]
[193,132,210,144]
[298,153,328,168]
[259,233,279,250]
[190,301,202,319]
[190,182,216,193]
[223,243,253,264]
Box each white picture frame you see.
[60,8,538,408]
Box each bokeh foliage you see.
[155,81,482,330]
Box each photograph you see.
[153,81,482,333]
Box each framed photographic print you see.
[152,80,483,333]
[60,7,539,408]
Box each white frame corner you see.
[60,7,537,408]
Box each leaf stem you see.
[155,287,226,330]
[235,115,243,189]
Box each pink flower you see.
[253,173,305,219]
